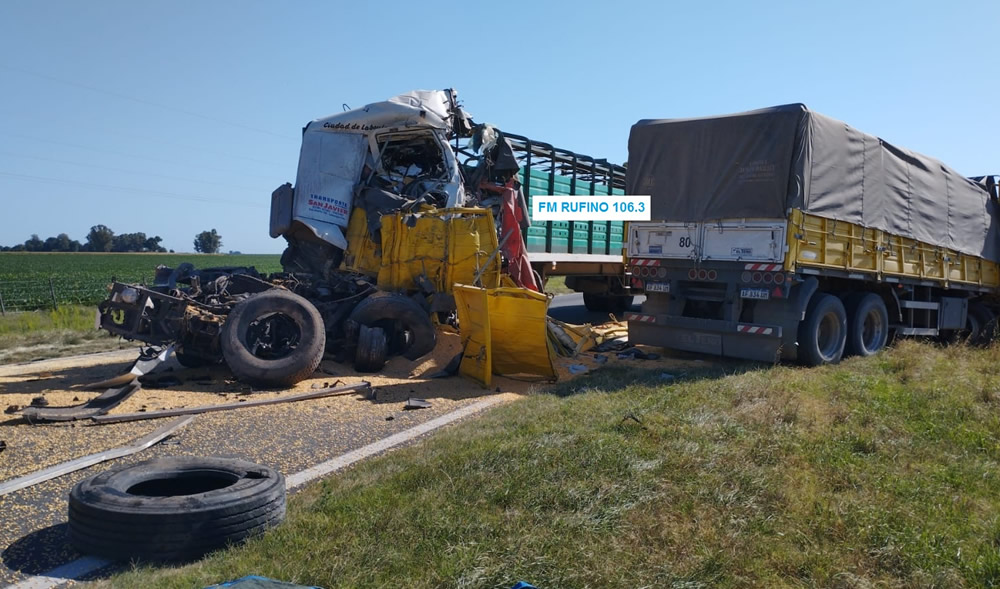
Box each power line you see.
[0,151,264,192]
[0,64,299,141]
[0,171,268,208]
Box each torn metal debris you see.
[0,416,194,497]
[18,380,141,423]
[90,381,371,424]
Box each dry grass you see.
[100,341,1000,587]
[0,306,122,364]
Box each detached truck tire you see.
[348,292,436,362]
[68,457,286,562]
[220,289,325,388]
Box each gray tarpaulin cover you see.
[627,104,1000,262]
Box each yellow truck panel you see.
[787,209,1000,288]
[342,207,501,293]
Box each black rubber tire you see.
[68,456,285,562]
[348,292,435,361]
[354,325,388,372]
[583,293,610,312]
[612,295,635,312]
[968,302,997,346]
[798,293,847,366]
[844,293,889,357]
[584,293,634,313]
[220,289,325,388]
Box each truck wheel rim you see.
[818,312,842,359]
[862,310,885,352]
[245,312,301,360]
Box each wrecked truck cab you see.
[270,89,470,279]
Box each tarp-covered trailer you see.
[624,103,1000,364]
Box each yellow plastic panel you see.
[486,286,555,380]
[453,284,556,387]
[377,208,501,294]
[342,208,381,276]
[454,284,491,388]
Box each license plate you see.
[740,287,770,300]
[646,282,670,293]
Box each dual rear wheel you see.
[798,292,888,366]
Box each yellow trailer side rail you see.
[786,209,1000,288]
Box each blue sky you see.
[1,0,997,254]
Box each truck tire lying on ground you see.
[798,293,847,366]
[68,456,286,562]
[348,292,436,367]
[220,289,326,388]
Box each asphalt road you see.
[547,292,645,324]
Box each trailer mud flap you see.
[454,285,556,387]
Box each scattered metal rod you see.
[0,416,195,497]
[91,381,372,424]
[19,381,141,423]
[472,233,511,286]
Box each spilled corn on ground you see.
[0,331,683,585]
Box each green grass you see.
[0,252,281,310]
[543,275,572,294]
[0,252,282,281]
[0,305,130,363]
[101,341,1000,587]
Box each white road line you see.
[285,398,502,489]
[6,557,113,589]
[5,397,504,589]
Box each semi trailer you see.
[624,104,1000,364]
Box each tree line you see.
[1,226,224,254]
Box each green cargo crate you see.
[518,164,625,257]
[550,228,569,253]
[526,235,547,252]
[591,236,608,254]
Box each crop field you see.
[0,252,282,311]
